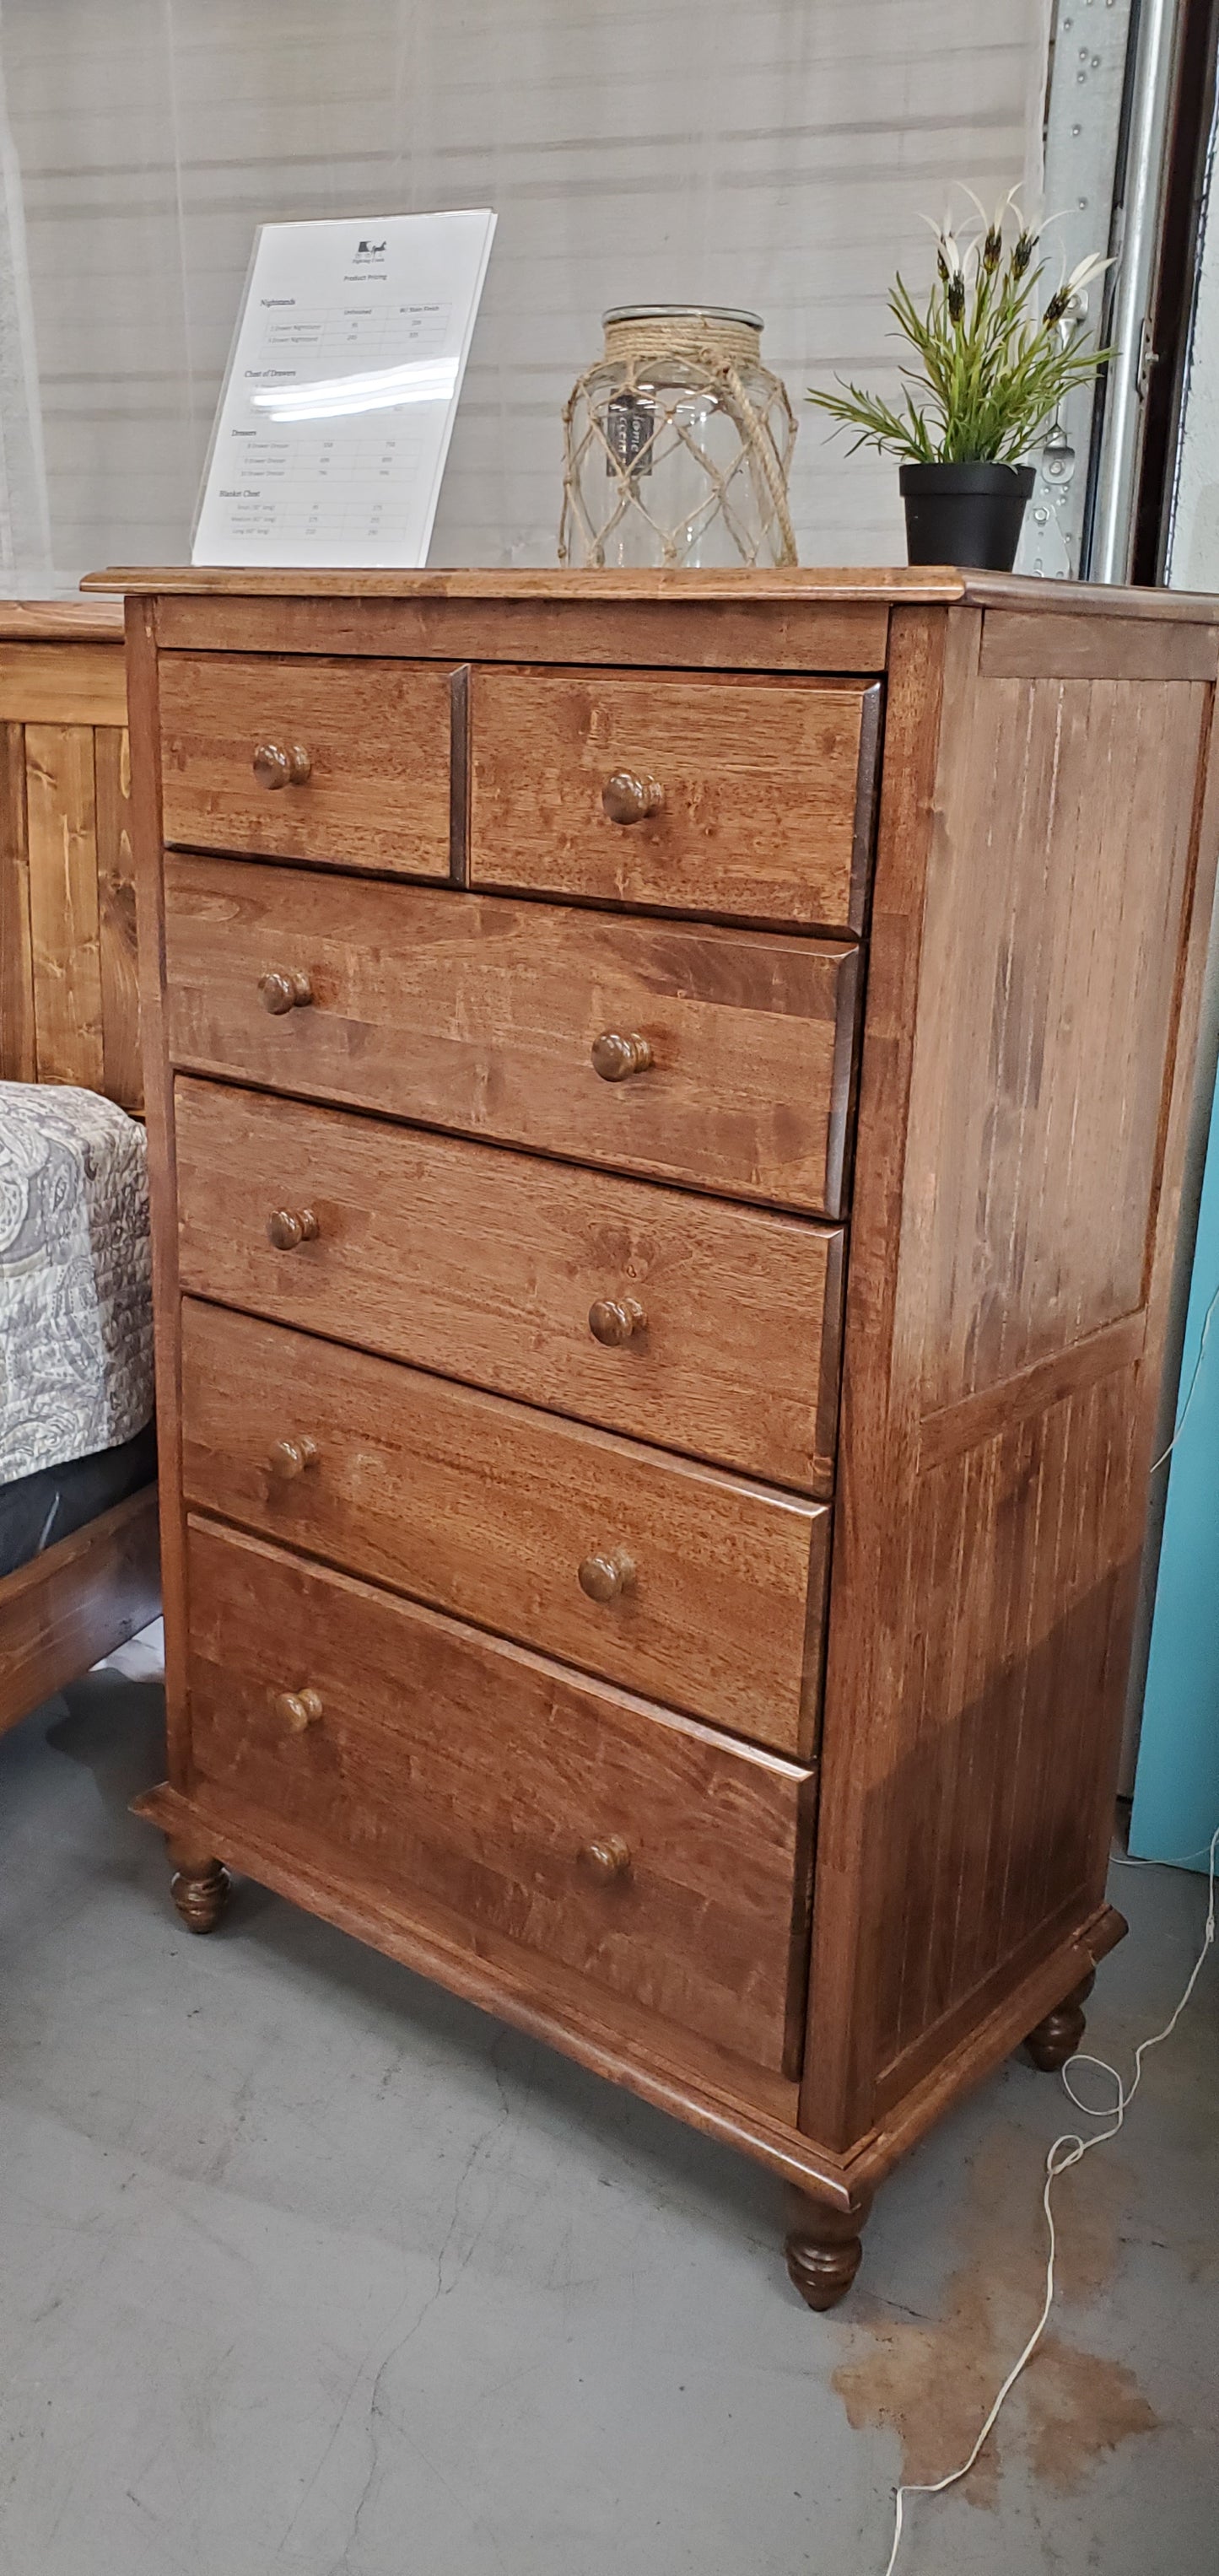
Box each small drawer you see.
[181,1300,830,1754]
[159,652,454,875]
[469,668,881,930]
[186,1517,815,2076]
[174,1077,844,1494]
[164,853,860,1217]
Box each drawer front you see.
[181,1300,829,1754]
[159,653,453,874]
[164,853,860,1217]
[186,1517,814,2075]
[175,1078,844,1493]
[469,669,880,930]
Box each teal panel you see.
[1130,1076,1219,1872]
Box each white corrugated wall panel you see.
[2,0,1049,584]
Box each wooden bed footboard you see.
[0,1486,160,1740]
[0,596,158,1741]
[0,599,138,1110]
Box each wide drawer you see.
[469,668,881,930]
[174,1078,844,1492]
[181,1300,829,1754]
[186,1517,815,2075]
[159,652,453,874]
[164,853,860,1217]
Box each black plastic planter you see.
[899,461,1035,571]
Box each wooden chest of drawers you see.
[99,563,1219,2307]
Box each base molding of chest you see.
[133,1779,1125,2212]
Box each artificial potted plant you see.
[808,199,1113,570]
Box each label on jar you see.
[605,394,655,477]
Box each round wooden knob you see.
[268,1436,319,1481]
[274,1687,323,1733]
[580,1833,632,1883]
[253,741,311,790]
[591,1031,654,1082]
[578,1549,636,1603]
[267,1207,320,1252]
[258,968,314,1016]
[588,1296,646,1347]
[601,770,662,826]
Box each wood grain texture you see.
[0,621,137,1104]
[909,670,1206,1413]
[450,661,471,885]
[180,1298,828,1753]
[0,1487,159,1738]
[802,599,1217,2153]
[186,1516,816,2075]
[145,593,893,674]
[0,642,127,725]
[0,600,124,644]
[94,727,142,1113]
[126,595,192,1787]
[470,669,877,931]
[162,852,860,1216]
[0,719,34,1081]
[94,566,957,601]
[174,1077,844,1493]
[24,721,104,1090]
[873,1362,1139,2095]
[800,601,955,2148]
[1,714,140,1108]
[121,570,1219,2290]
[979,608,1219,682]
[80,563,1219,618]
[159,652,453,874]
[844,1899,1125,2184]
[917,1311,1147,1473]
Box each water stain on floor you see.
[832,2133,1157,2509]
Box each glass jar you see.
[559,305,797,569]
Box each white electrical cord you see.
[878,1823,1219,2576]
[1149,1275,1219,1474]
[871,1269,1219,2569]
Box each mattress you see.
[0,1421,157,1581]
[0,1083,154,1485]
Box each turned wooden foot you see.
[785,2186,873,2311]
[1023,1970,1095,2071]
[170,1856,230,1934]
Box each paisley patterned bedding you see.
[0,1084,154,1485]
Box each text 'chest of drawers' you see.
[102,565,1219,2304]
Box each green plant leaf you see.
[807,213,1113,464]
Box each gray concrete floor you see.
[0,1648,1215,2576]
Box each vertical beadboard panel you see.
[0,717,35,1078]
[24,719,105,1088]
[1,0,1049,583]
[875,1362,1140,2081]
[907,670,1207,1411]
[95,723,142,1113]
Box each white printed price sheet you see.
[193,209,496,569]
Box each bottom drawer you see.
[186,1517,815,2077]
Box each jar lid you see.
[602,303,763,331]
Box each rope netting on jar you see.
[559,311,798,569]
